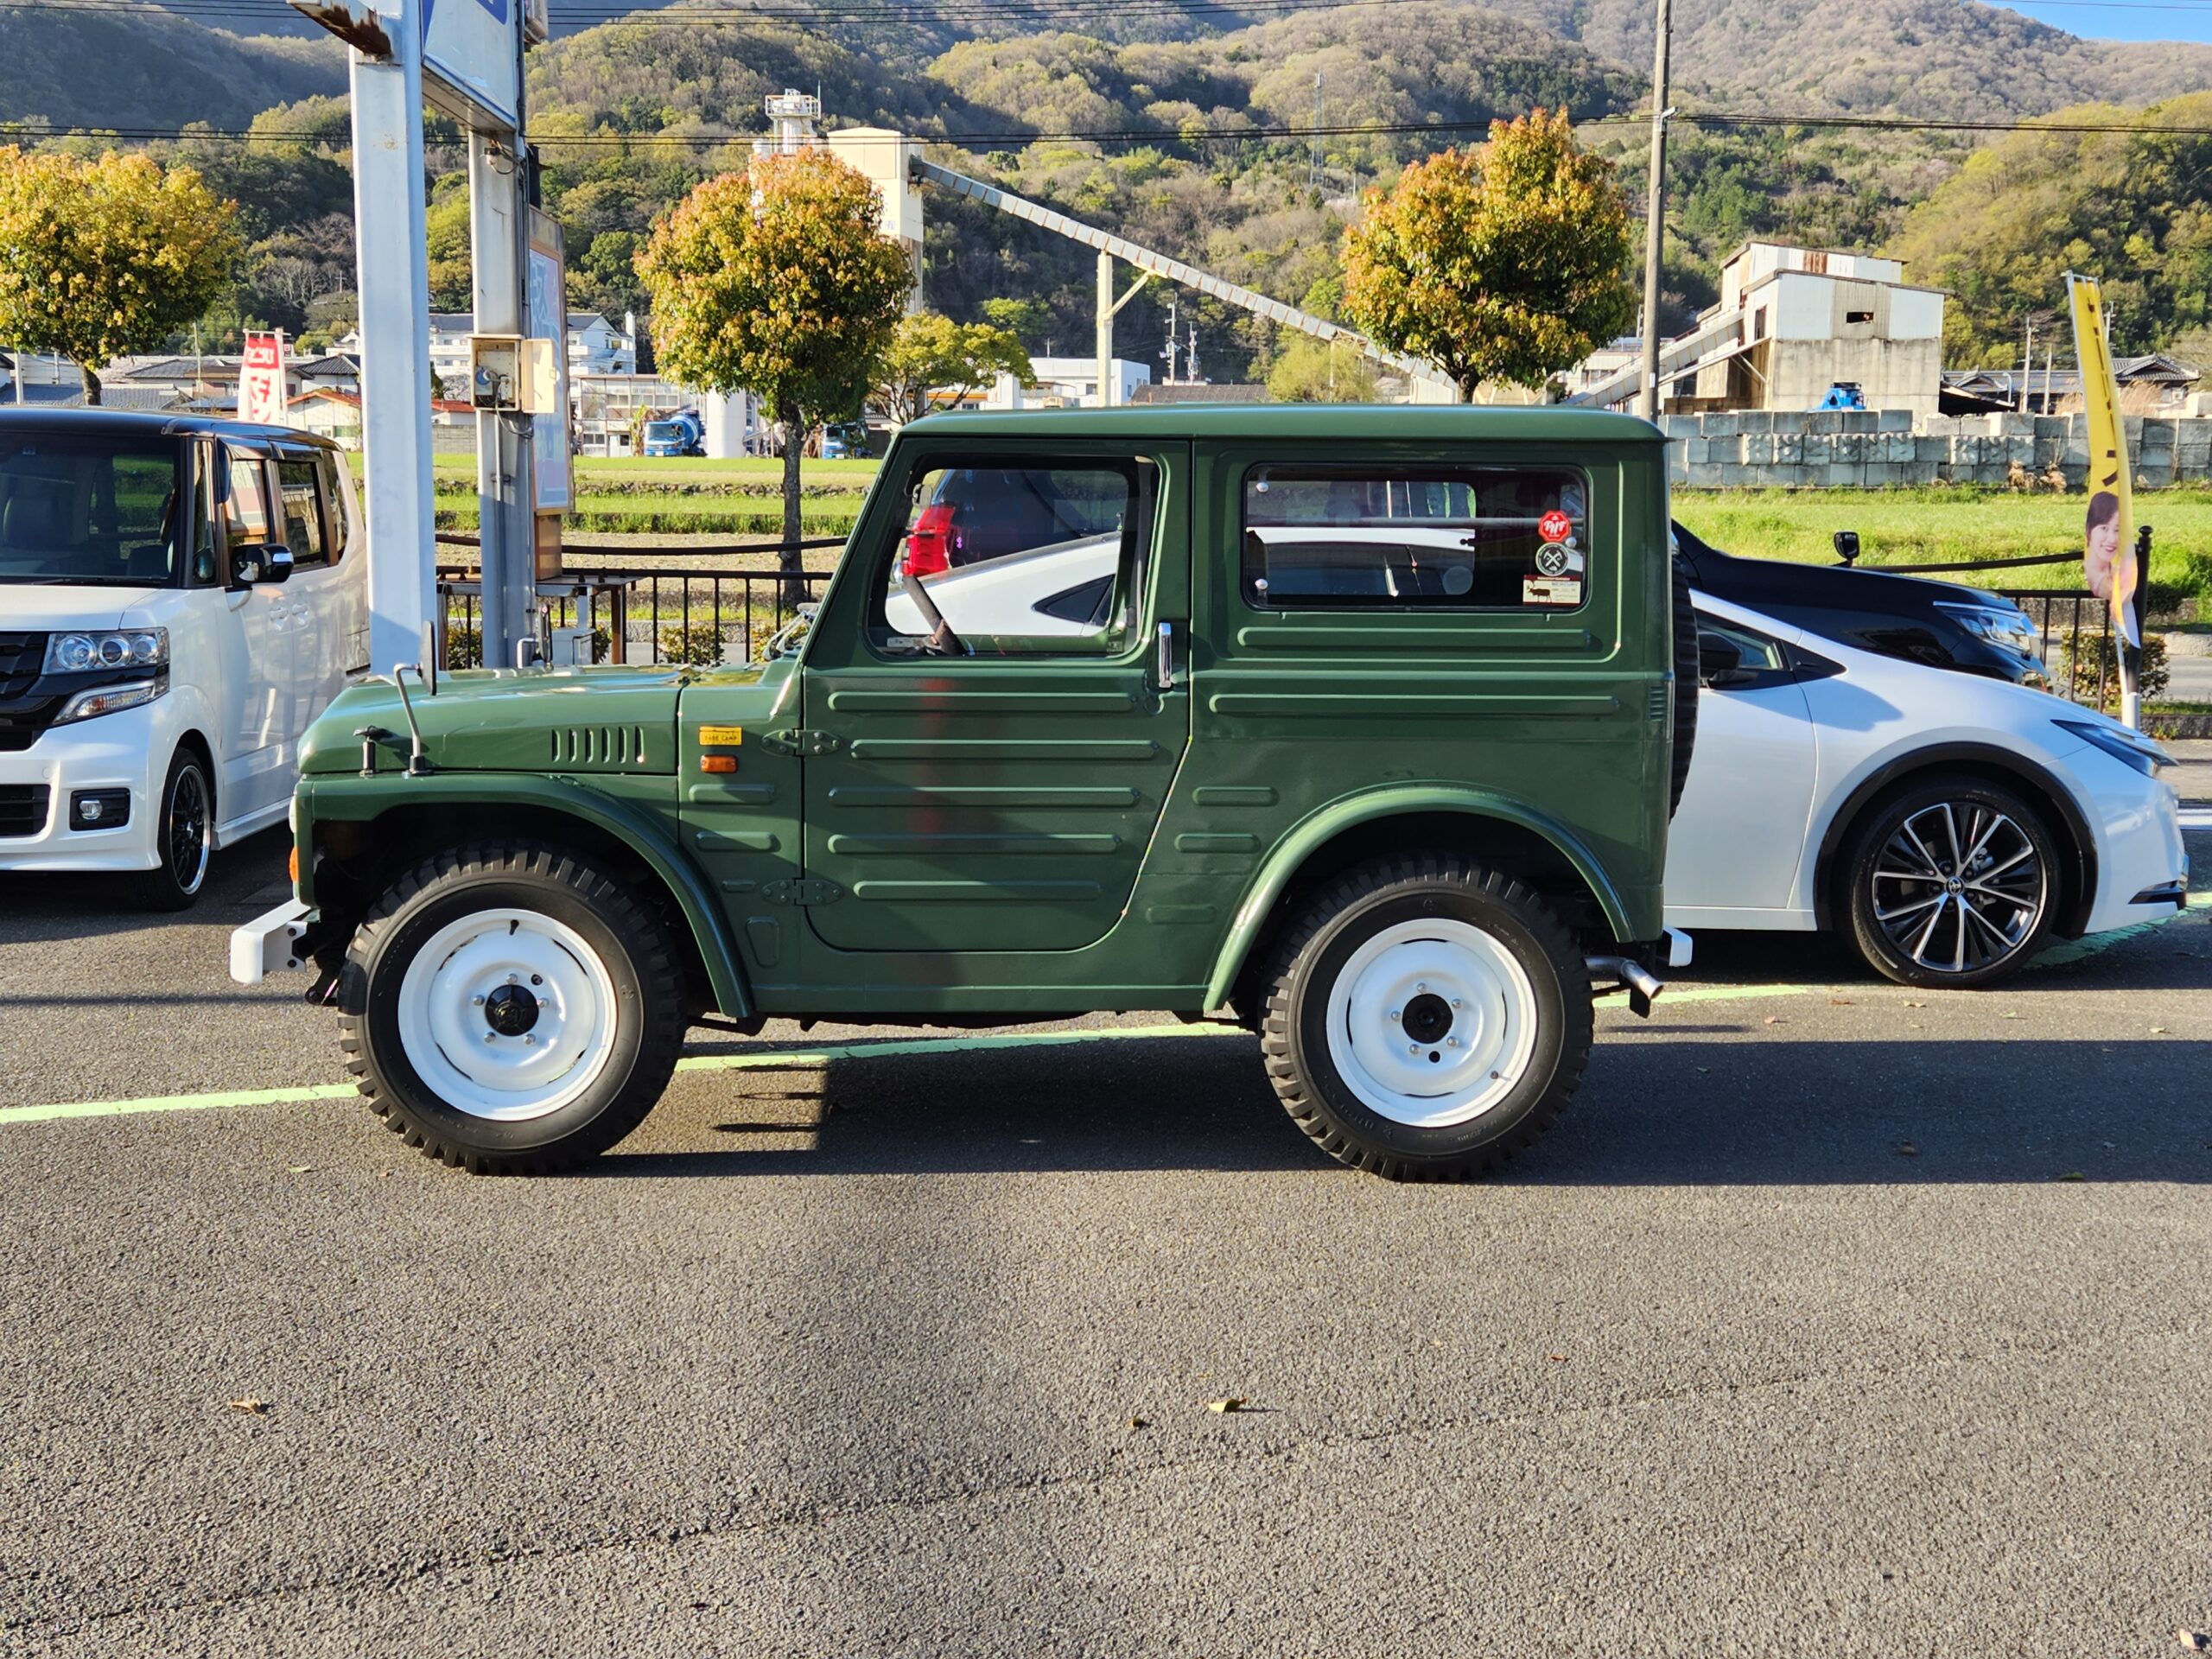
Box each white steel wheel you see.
[395,906,620,1122]
[1262,855,1592,1181]
[1322,918,1540,1128]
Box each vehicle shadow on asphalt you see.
[0,829,291,945]
[601,1032,2212,1184]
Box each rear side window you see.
[276,458,329,567]
[1241,463,1590,611]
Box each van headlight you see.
[45,629,168,673]
[2055,718,2172,778]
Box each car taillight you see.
[904,503,957,578]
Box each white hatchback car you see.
[0,411,365,907]
[1669,588,2188,987]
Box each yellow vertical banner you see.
[2067,275,2139,652]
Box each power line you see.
[0,0,1413,21]
[14,107,2212,149]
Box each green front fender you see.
[301,772,753,1019]
[1201,785,1635,1010]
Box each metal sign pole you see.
[346,8,438,675]
[468,129,532,667]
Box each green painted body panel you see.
[300,767,754,1018]
[289,405,1673,1021]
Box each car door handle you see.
[1156,621,1175,690]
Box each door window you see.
[276,459,329,567]
[1241,463,1590,611]
[874,458,1152,653]
[223,455,274,550]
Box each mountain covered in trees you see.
[26,0,2212,378]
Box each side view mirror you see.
[232,542,296,588]
[1833,529,1860,566]
[1698,629,1757,688]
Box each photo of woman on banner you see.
[2084,490,2122,603]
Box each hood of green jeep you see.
[302,664,717,776]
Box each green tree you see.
[0,147,240,404]
[1341,109,1634,399]
[870,312,1033,423]
[1264,334,1379,403]
[1889,92,2212,363]
[635,149,912,582]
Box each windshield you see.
[645,423,680,440]
[0,431,185,587]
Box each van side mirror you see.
[232,542,295,587]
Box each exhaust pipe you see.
[1586,954,1664,1018]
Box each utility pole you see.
[1637,0,1673,423]
[1311,73,1325,194]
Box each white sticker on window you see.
[1523,575,1583,607]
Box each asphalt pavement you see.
[3,818,2209,1657]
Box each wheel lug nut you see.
[506,973,519,984]
[1446,1037,1459,1047]
[1415,982,1427,992]
[483,1031,497,1043]
[472,994,486,1006]
[1451,998,1462,1009]
[1388,1008,1401,1021]
[523,1034,536,1046]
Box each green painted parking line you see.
[1599,982,1811,1008]
[2029,889,2210,969]
[0,1083,358,1127]
[8,917,2201,1128]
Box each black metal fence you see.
[438,565,838,668]
[1995,588,2116,705]
[432,553,2127,705]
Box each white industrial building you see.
[1573,241,1948,417]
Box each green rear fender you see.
[303,773,753,1020]
[1201,786,1634,1011]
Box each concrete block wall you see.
[1662,410,2212,490]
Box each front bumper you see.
[231,899,316,984]
[2060,743,2191,937]
[0,703,162,873]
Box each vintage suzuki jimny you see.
[233,406,1697,1179]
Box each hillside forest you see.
[8,0,2212,380]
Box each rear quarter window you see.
[1241,463,1591,612]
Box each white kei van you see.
[0,410,366,907]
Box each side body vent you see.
[550,725,653,770]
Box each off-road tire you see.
[1259,855,1592,1179]
[339,841,686,1173]
[1669,551,1700,820]
[129,747,213,912]
[1842,778,2060,989]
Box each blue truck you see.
[641,409,705,457]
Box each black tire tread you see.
[338,839,686,1173]
[1841,779,2058,990]
[128,749,211,912]
[1669,551,1700,821]
[1257,853,1592,1180]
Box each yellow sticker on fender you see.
[697,724,745,746]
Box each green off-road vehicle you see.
[232,407,1696,1179]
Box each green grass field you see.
[381,453,2212,608]
[1675,486,2212,607]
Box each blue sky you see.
[1986,1,2212,43]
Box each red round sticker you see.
[1539,510,1573,543]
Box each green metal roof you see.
[911,403,1665,444]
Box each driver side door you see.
[798,440,1191,954]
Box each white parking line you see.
[2178,806,2212,831]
